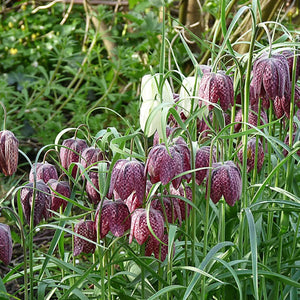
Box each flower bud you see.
[0,130,19,176]
[0,224,13,265]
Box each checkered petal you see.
[73,220,96,256]
[0,224,12,266]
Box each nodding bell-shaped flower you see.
[199,71,234,111]
[280,50,300,81]
[60,138,88,178]
[29,162,59,183]
[140,74,174,138]
[80,146,104,174]
[169,184,193,220]
[251,53,291,107]
[73,220,97,256]
[107,159,146,205]
[237,137,265,173]
[85,171,101,204]
[124,180,153,213]
[95,199,131,238]
[129,208,164,246]
[151,196,182,225]
[234,105,268,132]
[47,179,70,212]
[0,130,19,176]
[145,233,171,262]
[195,146,216,185]
[283,133,300,157]
[20,180,51,226]
[0,224,13,265]
[208,161,242,206]
[145,144,184,189]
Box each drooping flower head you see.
[169,184,192,221]
[251,53,291,109]
[80,146,104,174]
[0,130,19,176]
[145,144,184,189]
[60,137,88,178]
[145,233,171,262]
[195,146,216,185]
[0,224,13,265]
[29,162,59,183]
[73,220,97,256]
[85,171,101,204]
[237,137,265,173]
[280,50,300,81]
[199,71,234,111]
[140,74,174,138]
[234,105,268,132]
[107,159,146,204]
[95,199,131,238]
[20,180,51,226]
[208,161,242,206]
[151,196,182,225]
[129,208,164,246]
[47,179,70,212]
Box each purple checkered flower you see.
[0,224,12,265]
[208,161,242,206]
[234,105,268,132]
[29,162,58,183]
[169,184,192,221]
[129,208,164,246]
[195,146,216,185]
[47,179,70,212]
[95,199,131,238]
[0,130,19,176]
[281,50,300,81]
[145,144,184,189]
[73,220,97,256]
[60,138,88,178]
[20,180,51,226]
[145,233,171,262]
[151,196,182,224]
[80,146,104,173]
[251,53,290,110]
[237,137,265,173]
[85,172,101,204]
[199,71,234,111]
[108,159,146,204]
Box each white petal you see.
[179,76,200,117]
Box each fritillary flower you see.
[95,199,131,238]
[60,137,88,178]
[0,224,13,265]
[47,179,70,212]
[0,130,19,176]
[208,161,242,206]
[129,208,164,246]
[108,159,146,204]
[29,162,58,183]
[199,71,234,111]
[237,137,265,173]
[251,53,290,110]
[145,144,184,189]
[73,220,96,256]
[20,180,51,226]
[145,234,171,262]
[195,146,216,185]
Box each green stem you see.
[0,101,7,130]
